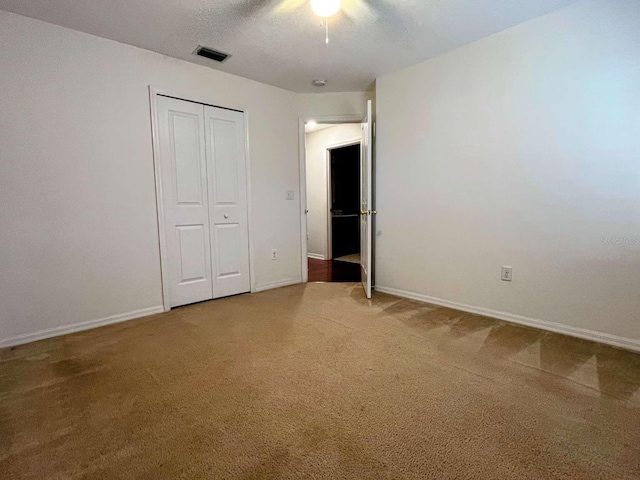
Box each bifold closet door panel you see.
[204,106,251,298]
[157,97,214,307]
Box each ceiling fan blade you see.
[341,0,378,26]
[231,0,279,19]
[273,0,308,15]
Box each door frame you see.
[298,115,364,283]
[324,138,361,261]
[149,86,255,312]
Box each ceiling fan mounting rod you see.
[311,0,340,44]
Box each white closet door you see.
[204,106,251,298]
[157,97,214,307]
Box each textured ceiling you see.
[0,0,579,92]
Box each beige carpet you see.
[1,283,639,479]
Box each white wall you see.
[305,124,362,259]
[376,0,640,349]
[298,92,373,119]
[0,11,306,345]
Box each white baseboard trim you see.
[253,277,302,293]
[0,305,165,349]
[375,286,640,353]
[307,253,326,261]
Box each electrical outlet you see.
[501,266,513,282]
[271,249,278,260]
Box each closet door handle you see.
[223,213,229,219]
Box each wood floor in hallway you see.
[1,283,639,479]
[308,257,361,282]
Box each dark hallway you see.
[330,143,361,261]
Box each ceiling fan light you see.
[310,0,341,18]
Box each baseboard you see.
[307,253,326,261]
[253,277,302,293]
[375,286,640,353]
[0,305,165,349]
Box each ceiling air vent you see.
[195,46,231,63]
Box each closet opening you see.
[150,88,253,311]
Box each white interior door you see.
[157,96,214,307]
[204,106,251,298]
[360,100,373,299]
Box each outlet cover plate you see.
[501,266,513,282]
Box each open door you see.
[360,100,373,299]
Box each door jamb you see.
[298,115,364,283]
[149,86,256,312]
[324,138,361,261]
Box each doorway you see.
[330,143,361,264]
[304,123,361,282]
[299,100,374,296]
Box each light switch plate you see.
[286,190,295,200]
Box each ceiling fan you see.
[308,0,362,43]
[236,0,381,44]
